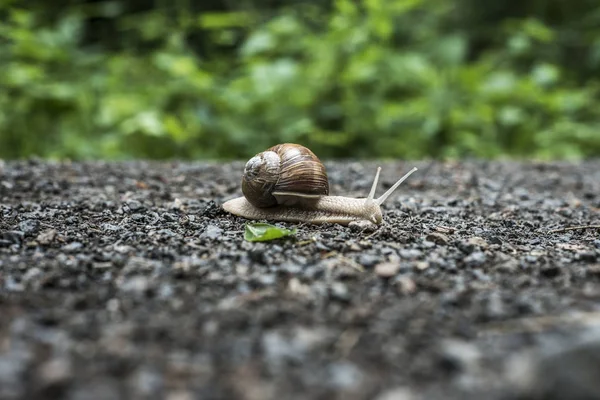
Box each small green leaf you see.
[244,223,297,242]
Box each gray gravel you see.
[1,159,600,400]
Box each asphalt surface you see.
[1,158,600,400]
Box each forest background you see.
[1,0,599,161]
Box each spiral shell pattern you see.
[241,143,329,208]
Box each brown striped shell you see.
[241,143,329,208]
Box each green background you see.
[1,0,600,160]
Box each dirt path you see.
[1,159,599,400]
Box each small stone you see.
[37,358,72,388]
[200,225,223,240]
[374,387,416,400]
[18,219,40,235]
[358,254,380,269]
[540,265,561,278]
[130,367,163,397]
[62,242,83,252]
[2,230,24,244]
[101,223,121,232]
[458,237,488,254]
[166,390,194,400]
[426,232,449,245]
[131,213,145,222]
[281,262,302,275]
[422,240,436,248]
[375,262,401,278]
[256,274,276,287]
[119,276,149,294]
[330,282,350,301]
[396,276,416,295]
[438,339,481,374]
[587,264,600,277]
[125,199,144,211]
[484,290,506,319]
[349,242,362,252]
[67,378,122,400]
[496,257,519,273]
[399,249,423,259]
[525,255,538,263]
[488,236,502,245]
[170,198,183,210]
[469,236,488,248]
[114,245,135,254]
[464,251,486,267]
[36,229,57,245]
[576,251,597,263]
[22,267,41,282]
[348,220,377,232]
[415,261,430,271]
[557,243,585,251]
[326,362,363,390]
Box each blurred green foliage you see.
[1,0,600,160]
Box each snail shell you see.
[223,143,419,227]
[241,143,329,208]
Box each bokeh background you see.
[1,0,600,161]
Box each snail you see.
[222,143,418,228]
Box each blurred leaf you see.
[198,12,253,29]
[522,18,555,43]
[531,64,560,87]
[244,223,297,242]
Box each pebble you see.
[68,379,122,400]
[425,232,450,245]
[415,261,430,271]
[119,275,150,294]
[358,254,380,269]
[102,223,122,232]
[125,199,144,211]
[375,261,401,277]
[438,339,481,374]
[576,251,597,262]
[18,219,40,235]
[37,357,72,388]
[36,229,57,244]
[540,265,561,278]
[495,257,519,273]
[200,225,223,240]
[396,276,417,295]
[330,282,350,301]
[2,230,24,244]
[375,387,416,400]
[0,345,30,398]
[326,362,364,390]
[62,242,83,252]
[488,235,502,245]
[256,273,276,287]
[129,367,164,398]
[399,249,423,259]
[458,237,488,254]
[464,251,486,267]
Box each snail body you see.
[222,143,418,227]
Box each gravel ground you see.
[1,158,600,400]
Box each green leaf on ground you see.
[244,223,297,242]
